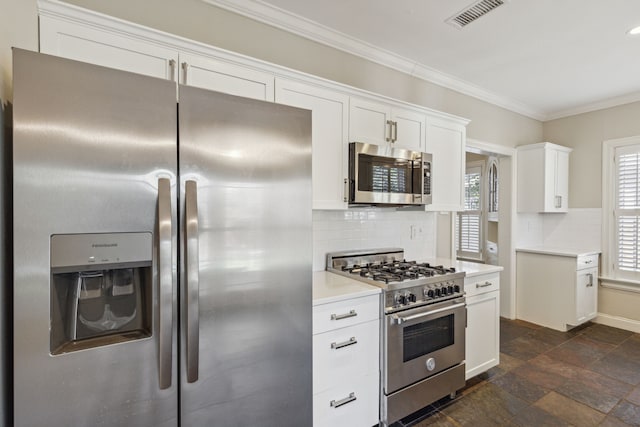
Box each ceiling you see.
[206,0,640,121]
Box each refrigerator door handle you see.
[185,180,200,383]
[158,178,174,390]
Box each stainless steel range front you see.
[327,248,466,426]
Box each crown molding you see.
[545,90,640,121]
[202,0,546,121]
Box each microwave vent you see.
[446,0,508,29]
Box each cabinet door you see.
[40,16,179,80]
[349,97,391,145]
[465,290,500,380]
[391,107,426,152]
[179,52,274,101]
[275,79,349,209]
[575,267,598,324]
[425,116,465,211]
[554,149,570,211]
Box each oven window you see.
[403,314,454,362]
[358,154,414,193]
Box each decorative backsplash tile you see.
[313,209,437,271]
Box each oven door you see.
[383,298,466,394]
[349,142,424,205]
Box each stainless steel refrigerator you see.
[12,49,312,427]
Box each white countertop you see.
[454,260,503,277]
[515,247,601,257]
[312,271,381,306]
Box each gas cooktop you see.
[326,248,465,313]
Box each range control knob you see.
[407,293,416,303]
[424,288,435,298]
[395,294,407,305]
[434,288,442,297]
[446,285,454,295]
[453,284,461,293]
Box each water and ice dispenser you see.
[50,233,153,355]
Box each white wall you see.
[516,209,601,250]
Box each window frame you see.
[603,136,640,284]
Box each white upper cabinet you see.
[275,78,349,210]
[39,15,179,80]
[179,52,274,101]
[349,97,425,152]
[425,116,466,211]
[517,142,572,213]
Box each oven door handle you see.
[391,302,466,325]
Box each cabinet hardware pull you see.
[182,62,190,85]
[587,273,594,287]
[386,119,393,142]
[331,337,357,350]
[330,392,356,408]
[476,281,492,288]
[584,259,593,264]
[343,178,348,202]
[555,195,562,208]
[169,59,177,82]
[393,120,398,142]
[331,310,357,320]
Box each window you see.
[488,160,498,214]
[457,163,483,260]
[603,137,640,282]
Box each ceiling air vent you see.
[446,0,508,29]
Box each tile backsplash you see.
[313,209,437,271]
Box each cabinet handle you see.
[587,273,594,287]
[343,178,348,203]
[330,392,357,408]
[393,121,398,142]
[476,281,493,288]
[386,120,393,142]
[331,337,357,350]
[182,62,190,85]
[555,195,562,208]
[331,309,357,320]
[584,259,593,264]
[169,59,177,82]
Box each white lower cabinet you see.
[464,272,500,380]
[516,251,599,331]
[313,294,380,427]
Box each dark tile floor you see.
[398,318,640,427]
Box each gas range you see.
[326,248,465,314]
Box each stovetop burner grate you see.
[341,260,456,284]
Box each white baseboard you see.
[594,313,640,333]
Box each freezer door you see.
[12,50,179,426]
[178,86,312,426]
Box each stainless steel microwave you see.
[348,142,432,206]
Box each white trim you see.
[201,0,545,121]
[37,0,470,127]
[465,139,517,319]
[602,135,640,281]
[546,90,640,121]
[594,313,640,333]
[600,279,640,293]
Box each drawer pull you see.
[331,310,357,321]
[331,337,357,350]
[330,392,356,408]
[584,259,593,264]
[476,281,493,288]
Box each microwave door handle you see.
[157,178,174,390]
[391,302,466,325]
[185,180,200,383]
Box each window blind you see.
[616,147,640,272]
[457,166,482,257]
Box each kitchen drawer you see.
[313,294,379,334]
[464,273,500,298]
[577,254,598,270]
[313,319,379,394]
[313,373,379,427]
